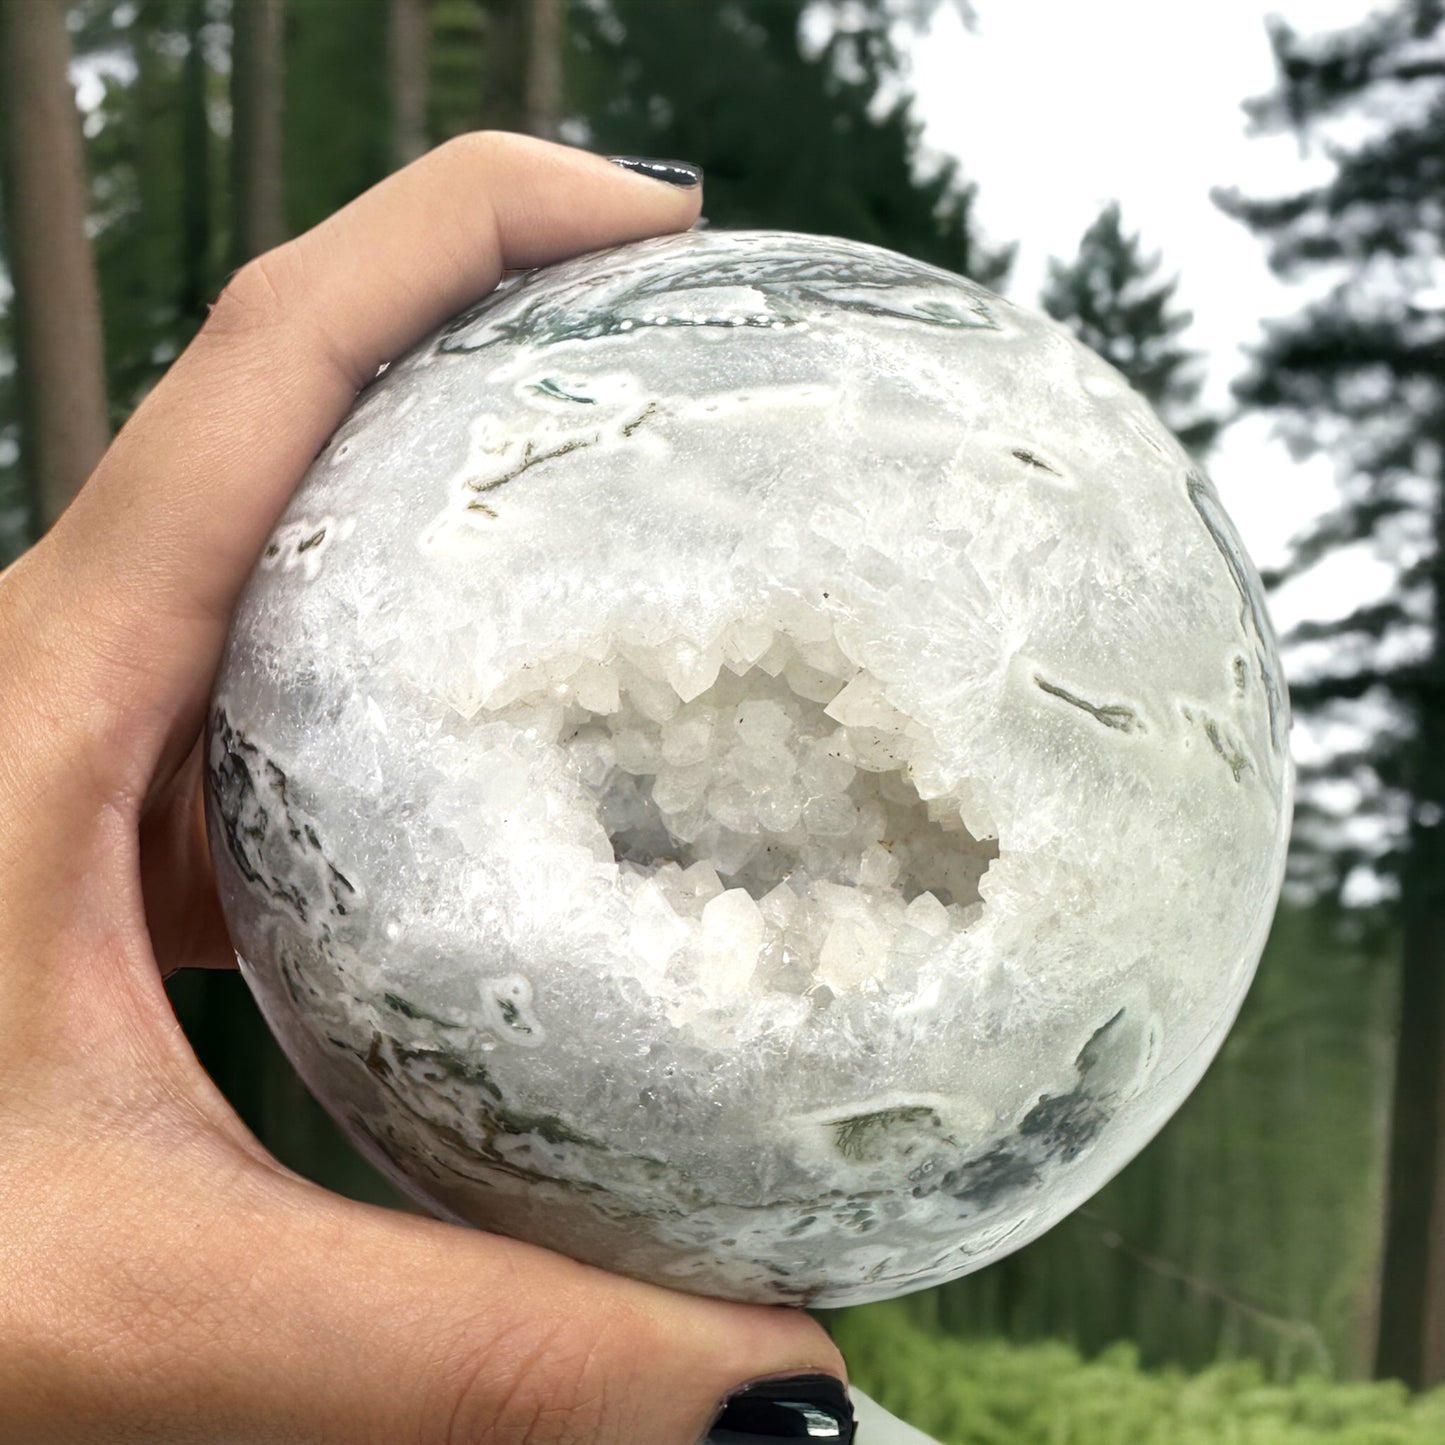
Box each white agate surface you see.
[206,230,1292,1307]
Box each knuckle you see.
[434,129,519,173]
[426,1315,618,1445]
[203,253,291,343]
[447,128,506,157]
[202,248,366,391]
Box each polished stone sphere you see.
[206,230,1291,1307]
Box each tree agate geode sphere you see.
[207,230,1291,1307]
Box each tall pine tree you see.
[1042,202,1219,456]
[0,0,111,530]
[1216,0,1445,1388]
[232,0,287,264]
[569,0,1012,286]
[72,0,226,416]
[282,0,390,235]
[387,0,430,167]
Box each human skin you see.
[0,133,846,1445]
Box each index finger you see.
[25,133,702,801]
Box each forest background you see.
[1,1,1442,1440]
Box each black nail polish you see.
[705,1374,855,1443]
[609,155,703,188]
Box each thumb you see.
[18,1137,852,1445]
[245,1196,849,1445]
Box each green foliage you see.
[72,0,392,418]
[1042,201,1219,456]
[428,0,535,141]
[830,1302,1445,1444]
[283,0,390,235]
[71,0,226,418]
[568,0,1012,286]
[429,0,486,141]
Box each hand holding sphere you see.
[0,136,867,1445]
[0,127,1287,1445]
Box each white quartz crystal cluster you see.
[207,230,1292,1307]
[496,623,993,1014]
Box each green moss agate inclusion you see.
[206,230,1291,1306]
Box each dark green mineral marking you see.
[364,1031,386,1078]
[296,527,327,553]
[438,238,1001,355]
[1077,1008,1126,1073]
[622,401,658,437]
[1187,471,1266,638]
[1186,470,1288,755]
[1034,675,1143,733]
[1012,448,1061,476]
[831,1105,946,1161]
[1204,718,1253,783]
[936,1144,1040,1209]
[382,992,467,1029]
[496,997,531,1034]
[1016,1089,1108,1164]
[468,434,596,496]
[206,709,356,927]
[929,1010,1126,1210]
[351,1032,603,1167]
[333,1003,1132,1239]
[512,1111,595,1147]
[1181,704,1254,783]
[530,376,597,404]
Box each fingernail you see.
[705,1374,855,1443]
[609,155,703,188]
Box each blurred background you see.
[1,0,1442,1439]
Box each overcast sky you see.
[904,0,1393,635]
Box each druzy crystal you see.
[207,230,1292,1307]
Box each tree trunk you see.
[479,0,526,132]
[1374,493,1445,1388]
[231,0,287,263]
[181,0,214,319]
[388,0,430,167]
[0,0,111,530]
[524,0,563,139]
